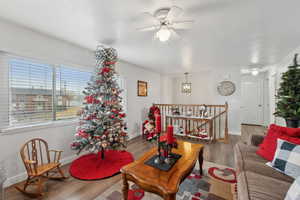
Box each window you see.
[55,66,91,120]
[9,59,53,125]
[8,58,92,126]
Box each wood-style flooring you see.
[5,134,241,200]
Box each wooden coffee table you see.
[121,140,204,200]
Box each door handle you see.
[258,104,262,107]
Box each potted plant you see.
[275,54,300,128]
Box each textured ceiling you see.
[0,0,299,74]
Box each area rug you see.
[96,161,236,200]
[69,150,134,180]
[208,167,237,184]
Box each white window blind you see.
[9,59,53,126]
[3,56,126,129]
[55,66,91,120]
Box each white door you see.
[241,74,265,125]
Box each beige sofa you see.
[234,135,294,200]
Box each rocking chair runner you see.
[15,138,67,197]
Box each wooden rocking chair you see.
[15,138,67,197]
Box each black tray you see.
[144,153,182,171]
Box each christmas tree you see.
[71,46,127,159]
[275,54,300,124]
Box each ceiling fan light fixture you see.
[251,68,259,76]
[156,25,171,42]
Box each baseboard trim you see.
[229,132,241,136]
[241,123,264,127]
[4,154,79,188]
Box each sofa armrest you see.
[250,134,264,146]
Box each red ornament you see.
[100,67,111,74]
[112,109,119,114]
[85,96,93,103]
[120,132,127,137]
[85,96,100,104]
[119,113,126,118]
[71,142,80,147]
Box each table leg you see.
[122,174,128,200]
[164,193,176,200]
[198,147,204,175]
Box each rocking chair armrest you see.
[49,150,63,163]
[49,150,63,153]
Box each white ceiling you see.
[0,0,300,74]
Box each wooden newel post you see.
[224,102,229,143]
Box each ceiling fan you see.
[137,6,194,42]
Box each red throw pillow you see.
[278,124,300,137]
[256,124,300,161]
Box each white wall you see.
[0,19,161,186]
[161,68,242,135]
[0,18,94,67]
[160,74,173,104]
[116,61,161,139]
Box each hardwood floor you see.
[5,135,240,200]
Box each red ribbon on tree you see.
[85,114,96,120]
[155,115,161,133]
[78,130,89,138]
[105,61,116,65]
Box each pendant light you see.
[181,72,191,94]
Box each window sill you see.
[0,119,78,135]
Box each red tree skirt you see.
[69,150,134,180]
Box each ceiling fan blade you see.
[137,25,160,32]
[140,12,160,26]
[172,20,194,29]
[166,6,183,22]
